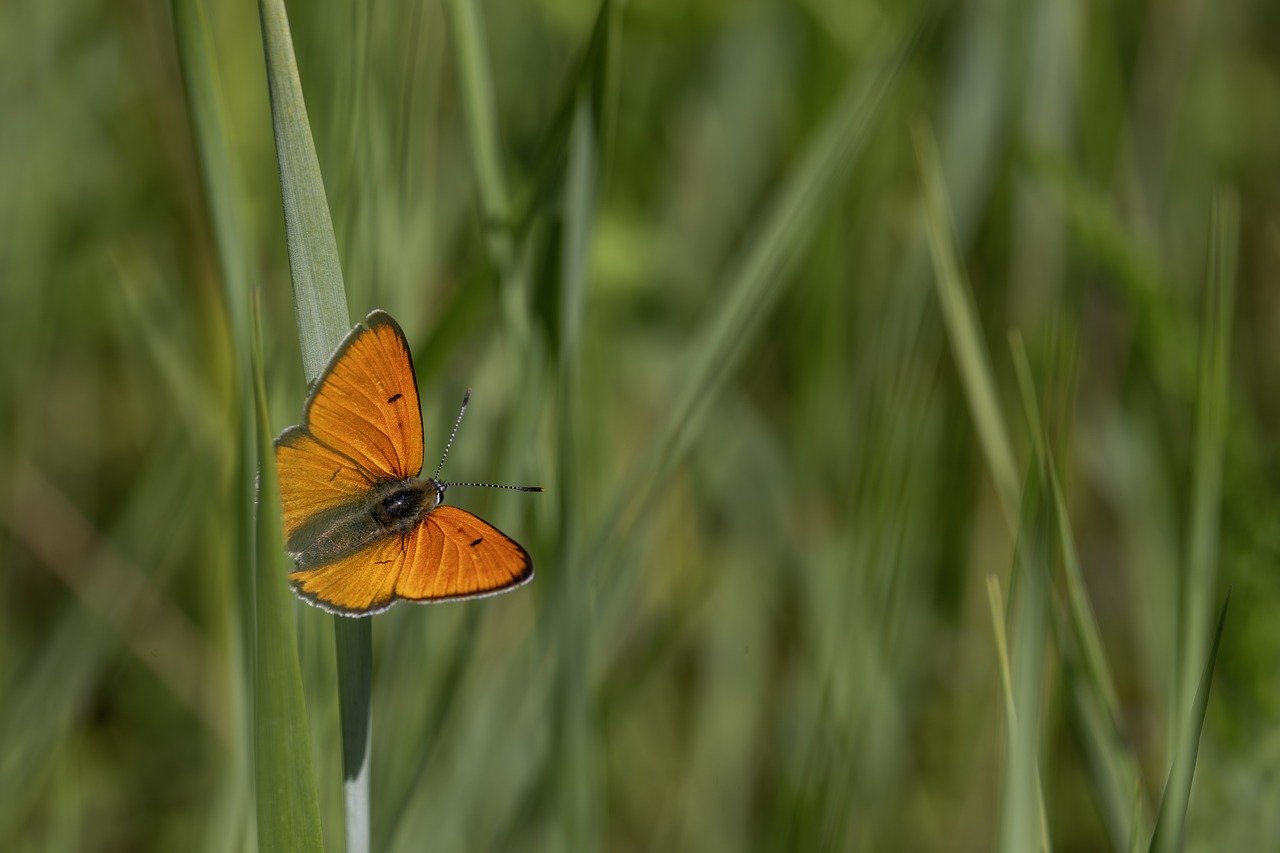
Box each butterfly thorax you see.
[369,478,444,531]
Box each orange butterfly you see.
[274,309,540,616]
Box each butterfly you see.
[274,309,540,616]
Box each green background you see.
[1,0,1276,849]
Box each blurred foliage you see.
[2,0,1279,850]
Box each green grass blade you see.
[258,1,368,849]
[1175,193,1237,741]
[333,616,373,851]
[250,298,324,852]
[985,575,1017,735]
[997,471,1052,853]
[1011,336,1122,721]
[914,121,1019,526]
[258,0,351,373]
[553,92,597,850]
[171,0,251,341]
[171,6,257,837]
[915,125,1055,849]
[444,0,530,344]
[1150,593,1231,853]
[520,0,616,236]
[445,0,511,252]
[1148,192,1237,853]
[1011,334,1152,846]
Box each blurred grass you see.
[1,0,1274,850]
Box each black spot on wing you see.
[469,537,483,547]
[387,392,403,404]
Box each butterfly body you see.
[286,474,445,570]
[274,310,538,616]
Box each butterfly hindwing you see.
[288,534,408,616]
[304,310,424,481]
[396,505,533,602]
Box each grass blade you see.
[258,1,368,850]
[1149,191,1237,853]
[1150,593,1231,853]
[444,0,528,341]
[553,91,597,850]
[258,0,351,373]
[914,121,1019,526]
[250,298,324,852]
[172,0,251,338]
[445,0,512,253]
[1175,193,1237,741]
[1011,335,1152,846]
[171,2,257,841]
[996,471,1052,853]
[915,123,1053,849]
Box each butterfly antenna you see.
[433,388,471,480]
[440,481,543,493]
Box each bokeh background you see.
[3,0,1279,850]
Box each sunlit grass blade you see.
[250,297,324,852]
[258,0,368,849]
[914,121,1018,526]
[1150,593,1231,853]
[258,0,351,375]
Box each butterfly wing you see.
[303,309,424,481]
[288,534,409,616]
[395,505,533,602]
[275,425,375,548]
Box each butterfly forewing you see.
[275,426,374,543]
[304,311,424,482]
